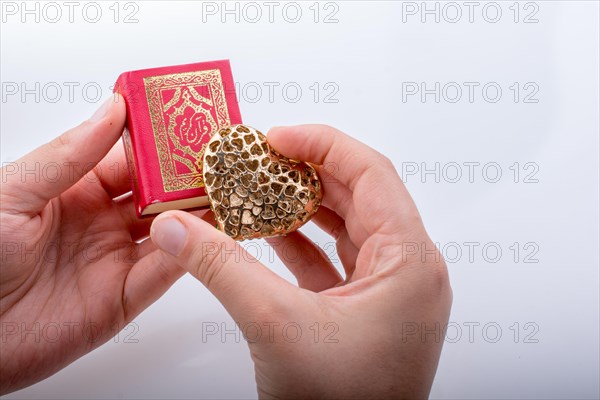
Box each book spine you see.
[115,72,151,216]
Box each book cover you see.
[114,60,242,216]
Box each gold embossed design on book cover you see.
[144,69,231,192]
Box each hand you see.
[150,125,452,399]
[0,96,188,394]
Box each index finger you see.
[267,124,423,234]
[1,95,126,216]
[268,124,392,192]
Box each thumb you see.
[150,210,297,319]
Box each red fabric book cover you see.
[114,60,242,216]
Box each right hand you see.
[150,125,452,399]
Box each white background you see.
[1,1,599,399]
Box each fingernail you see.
[151,216,187,256]
[89,97,113,122]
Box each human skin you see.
[150,125,453,399]
[0,96,451,398]
[1,105,452,397]
[0,96,192,394]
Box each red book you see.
[114,60,242,216]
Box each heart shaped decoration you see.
[202,124,322,241]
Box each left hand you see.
[0,96,194,394]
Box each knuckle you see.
[428,260,452,300]
[191,241,227,290]
[316,123,335,132]
[49,131,71,150]
[154,256,175,286]
[429,250,449,278]
[49,121,89,152]
[405,240,450,291]
[375,152,395,171]
[329,218,346,241]
[383,155,395,170]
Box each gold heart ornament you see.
[202,124,322,241]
